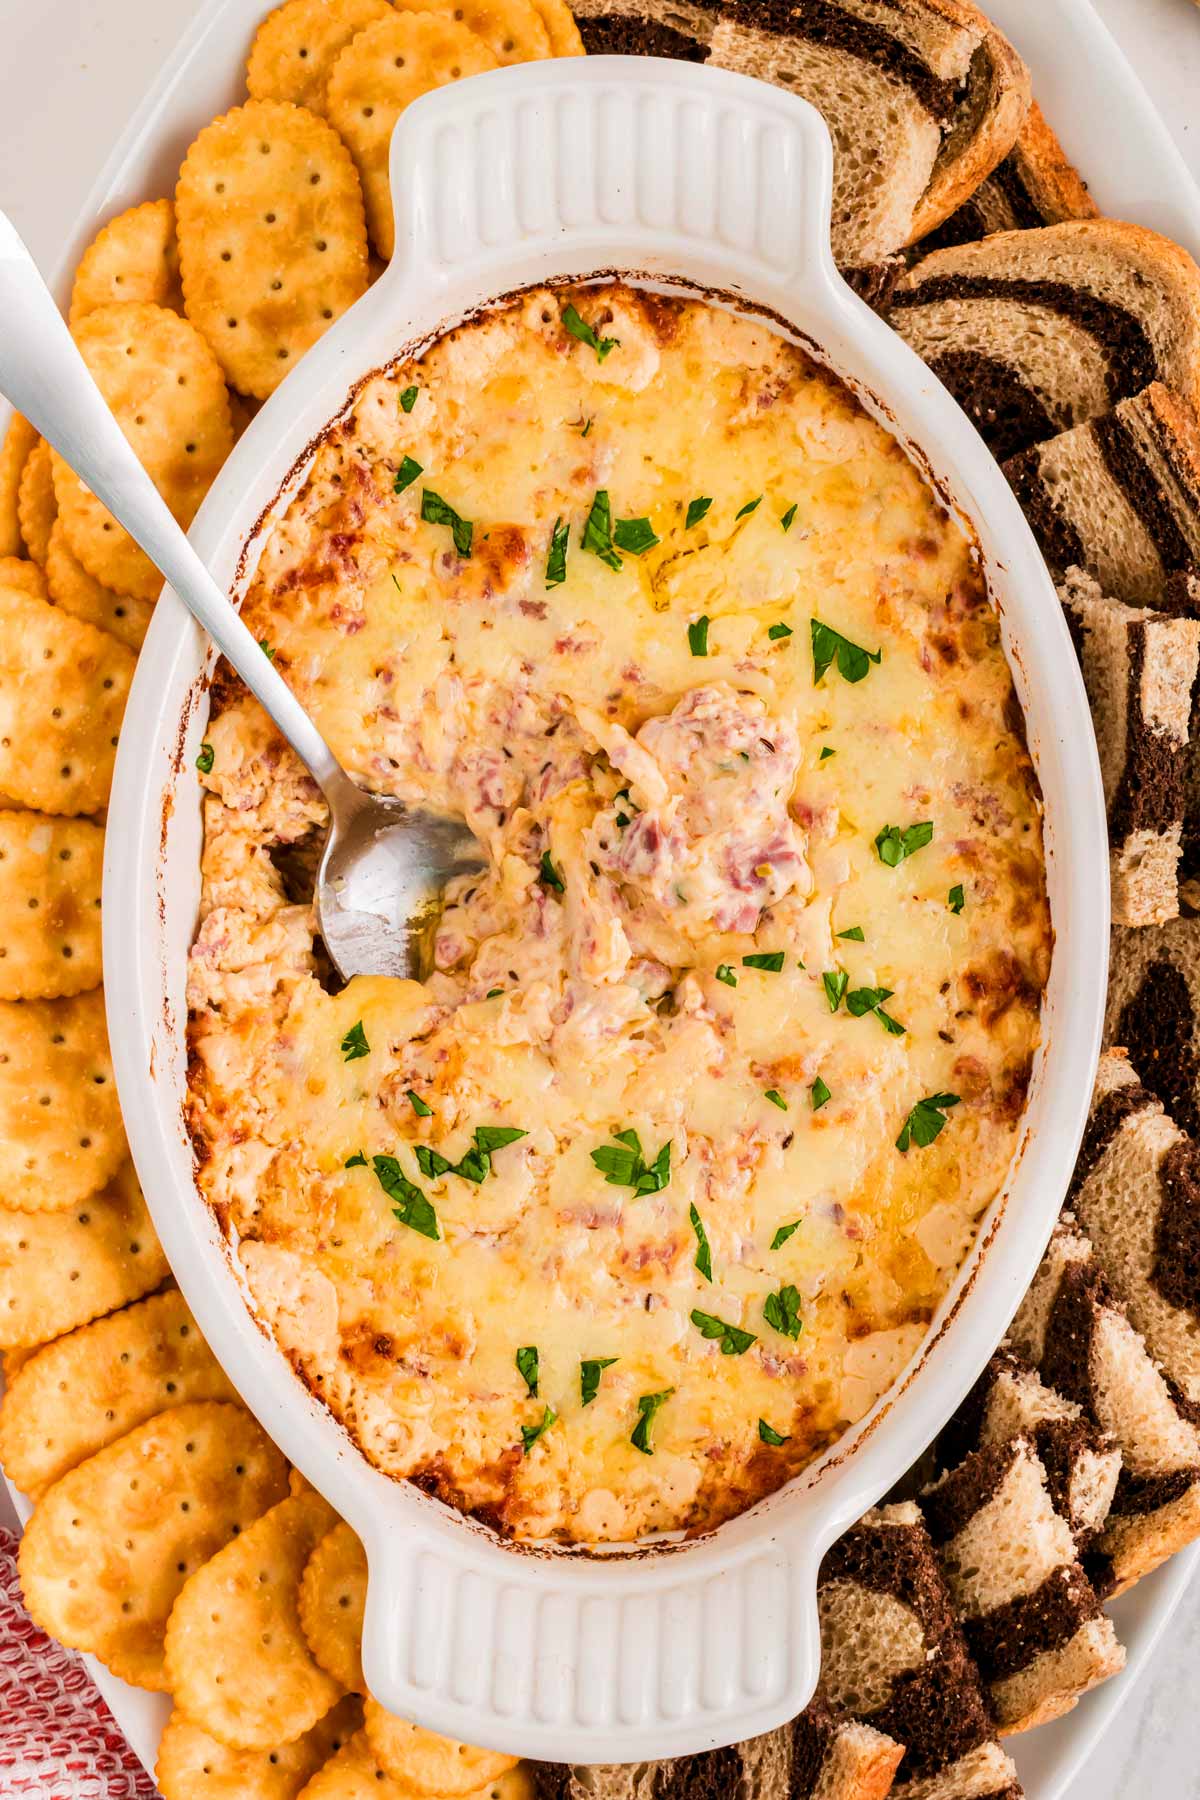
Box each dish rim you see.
[100,55,1108,1758]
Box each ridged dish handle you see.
[388,56,838,298]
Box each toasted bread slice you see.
[1010,1216,1200,1596]
[1106,914,1200,1134]
[918,101,1096,250]
[908,10,1030,242]
[890,220,1200,459]
[1056,567,1200,926]
[921,1437,1124,1732]
[1005,384,1200,602]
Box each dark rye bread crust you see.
[1093,408,1198,575]
[962,1561,1102,1682]
[933,351,1058,462]
[1114,954,1200,1138]
[821,1518,994,1778]
[575,14,709,57]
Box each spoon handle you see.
[0,209,353,803]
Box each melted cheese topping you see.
[187,285,1049,1543]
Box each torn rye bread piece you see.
[1067,1049,1200,1407]
[1003,384,1200,602]
[889,220,1200,460]
[1106,913,1200,1134]
[1056,566,1200,926]
[920,1436,1124,1733]
[917,101,1096,253]
[817,1503,1022,1797]
[528,1699,904,1800]
[937,1346,1121,1549]
[566,0,1028,275]
[1009,1216,1200,1596]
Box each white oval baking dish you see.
[104,56,1108,1763]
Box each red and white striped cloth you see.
[0,1527,158,1799]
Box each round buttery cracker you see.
[362,1699,518,1796]
[399,0,551,64]
[176,100,370,401]
[17,437,56,564]
[0,1160,168,1349]
[296,1733,532,1800]
[164,1486,344,1748]
[156,1695,364,1800]
[246,0,395,114]
[18,1401,291,1690]
[0,412,38,558]
[0,555,48,598]
[0,810,103,1000]
[326,15,497,258]
[69,198,184,325]
[45,517,153,652]
[0,989,125,1208]
[527,0,583,54]
[51,302,233,601]
[0,1284,237,1498]
[0,584,134,815]
[298,1521,367,1691]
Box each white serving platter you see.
[3,0,1200,1789]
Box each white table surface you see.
[3,1,1200,1794]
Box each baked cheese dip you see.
[186,283,1050,1544]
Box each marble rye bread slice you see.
[1056,566,1200,928]
[889,219,1200,460]
[567,0,1029,276]
[529,1700,903,1800]
[1009,1216,1200,1597]
[1003,384,1200,603]
[919,1436,1124,1733]
[1067,1048,1200,1409]
[917,101,1097,253]
[816,1503,1023,1797]
[1106,913,1200,1135]
[937,1346,1121,1550]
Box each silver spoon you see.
[0,211,484,980]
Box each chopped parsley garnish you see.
[399,385,419,413]
[486,987,505,998]
[780,503,798,533]
[259,638,276,661]
[539,849,565,893]
[771,1219,801,1248]
[521,1405,557,1454]
[344,1150,367,1168]
[811,618,881,685]
[715,964,738,987]
[736,496,763,519]
[837,925,865,942]
[768,621,793,641]
[819,745,836,761]
[613,516,660,555]
[763,1283,802,1339]
[393,455,423,494]
[372,1155,439,1240]
[195,742,214,774]
[685,496,713,530]
[691,1309,757,1355]
[406,1089,432,1117]
[340,1020,369,1062]
[562,302,618,362]
[546,516,569,588]
[590,1129,671,1195]
[420,489,473,558]
[759,1418,790,1446]
[743,951,784,973]
[580,417,593,437]
[764,1088,788,1110]
[846,986,906,1035]
[689,1203,713,1281]
[415,1145,452,1179]
[582,489,622,571]
[896,1092,961,1152]
[580,1357,617,1405]
[811,1076,831,1111]
[875,821,934,867]
[631,1387,673,1454]
[416,1125,526,1186]
[688,615,710,657]
[516,1345,539,1397]
[948,883,966,913]
[823,969,849,1012]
